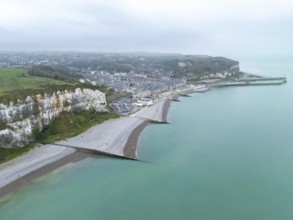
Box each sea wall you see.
[0,88,107,148]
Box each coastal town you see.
[1,0,292,218]
[0,52,285,109]
[0,52,238,115]
[0,52,239,196]
[0,52,287,197]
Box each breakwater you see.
[215,76,287,87]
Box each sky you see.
[0,0,292,58]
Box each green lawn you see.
[0,68,71,95]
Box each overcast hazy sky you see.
[1,0,292,58]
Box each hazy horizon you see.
[1,0,293,59]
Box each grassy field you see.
[0,68,71,95]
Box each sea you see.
[0,56,293,220]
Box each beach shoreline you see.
[162,99,171,123]
[0,151,89,198]
[123,120,149,158]
[124,98,172,158]
[0,98,172,198]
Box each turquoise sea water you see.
[1,58,293,220]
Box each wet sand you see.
[123,120,149,158]
[162,99,171,123]
[124,98,172,158]
[0,144,75,189]
[0,151,89,197]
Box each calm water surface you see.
[0,59,293,220]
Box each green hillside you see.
[0,68,71,95]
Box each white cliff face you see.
[200,64,240,80]
[0,88,107,148]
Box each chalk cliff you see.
[0,88,107,148]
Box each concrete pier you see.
[216,77,287,87]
